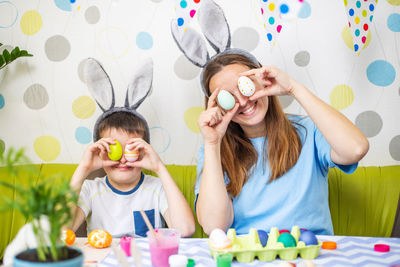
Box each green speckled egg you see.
[277,232,296,248]
[217,90,235,110]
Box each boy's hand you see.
[79,137,119,174]
[126,138,163,174]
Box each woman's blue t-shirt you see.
[195,115,357,235]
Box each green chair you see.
[1,164,400,261]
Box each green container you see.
[209,227,321,263]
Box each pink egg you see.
[124,146,139,162]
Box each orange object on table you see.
[322,241,337,250]
[88,230,112,248]
[62,229,76,246]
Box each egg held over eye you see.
[108,140,123,161]
[217,90,235,110]
[124,146,139,162]
[238,76,255,97]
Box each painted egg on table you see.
[277,232,296,248]
[61,229,76,246]
[217,90,235,110]
[299,230,318,245]
[124,146,139,162]
[209,228,232,250]
[238,76,255,97]
[257,229,269,247]
[108,141,123,161]
[88,229,112,248]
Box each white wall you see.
[0,0,399,166]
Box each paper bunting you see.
[344,0,378,54]
[259,0,304,44]
[174,0,202,33]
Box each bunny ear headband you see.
[83,58,153,142]
[171,0,260,97]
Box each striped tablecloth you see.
[99,235,400,267]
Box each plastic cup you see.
[120,236,134,256]
[217,253,233,267]
[147,228,180,267]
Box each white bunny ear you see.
[125,58,153,110]
[83,58,115,112]
[198,0,231,53]
[171,20,210,67]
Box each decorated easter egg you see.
[108,141,122,161]
[277,232,296,248]
[279,229,290,234]
[257,229,269,247]
[238,76,255,97]
[209,228,232,250]
[299,230,318,246]
[124,146,139,162]
[217,90,235,110]
[88,229,112,248]
[61,229,76,246]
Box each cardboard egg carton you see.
[209,226,321,262]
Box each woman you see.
[195,53,369,235]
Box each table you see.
[77,235,400,267]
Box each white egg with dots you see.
[238,76,255,97]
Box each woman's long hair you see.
[203,54,302,197]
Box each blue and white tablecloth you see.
[99,235,400,267]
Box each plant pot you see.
[13,247,83,267]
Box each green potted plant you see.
[0,43,33,71]
[0,148,83,266]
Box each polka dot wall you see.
[0,0,399,166]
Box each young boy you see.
[70,111,195,237]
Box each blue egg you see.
[299,230,318,246]
[257,230,268,247]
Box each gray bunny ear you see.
[171,20,210,68]
[198,0,231,54]
[83,58,115,112]
[125,58,153,110]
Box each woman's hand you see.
[197,88,239,145]
[241,66,296,100]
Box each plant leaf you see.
[19,50,33,57]
[3,49,11,63]
[0,56,4,68]
[10,46,20,61]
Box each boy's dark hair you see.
[96,111,150,143]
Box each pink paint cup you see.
[147,229,180,267]
[120,236,134,256]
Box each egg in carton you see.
[209,226,321,262]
